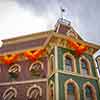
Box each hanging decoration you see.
[0,54,19,64]
[67,38,88,56]
[24,49,45,62]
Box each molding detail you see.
[64,79,80,100]
[29,61,43,71]
[79,55,92,76]
[3,87,17,100]
[83,82,97,100]
[8,64,21,73]
[27,84,42,99]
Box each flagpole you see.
[60,7,65,20]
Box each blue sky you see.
[0,0,100,57]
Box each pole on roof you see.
[60,7,65,20]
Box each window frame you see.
[29,61,43,71]
[79,56,92,76]
[83,82,97,100]
[64,79,80,100]
[3,87,17,100]
[27,84,42,99]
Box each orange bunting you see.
[24,49,45,62]
[0,54,19,64]
[67,38,88,56]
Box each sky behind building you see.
[0,0,100,56]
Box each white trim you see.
[83,82,97,100]
[55,46,59,100]
[27,84,42,98]
[3,87,17,100]
[55,46,58,71]
[79,56,92,76]
[0,79,47,86]
[63,52,77,73]
[56,24,60,33]
[58,70,97,80]
[8,64,21,73]
[64,79,80,100]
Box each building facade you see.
[0,18,100,100]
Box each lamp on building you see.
[0,40,3,47]
[95,55,100,75]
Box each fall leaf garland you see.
[24,49,45,62]
[67,38,88,56]
[0,54,18,64]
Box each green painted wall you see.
[58,73,100,100]
[57,47,97,77]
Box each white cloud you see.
[0,1,49,40]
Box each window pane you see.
[67,84,75,100]
[81,59,88,75]
[65,57,72,72]
[67,84,74,94]
[85,87,92,100]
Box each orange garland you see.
[0,54,18,64]
[24,49,45,62]
[67,38,88,56]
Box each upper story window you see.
[64,53,76,73]
[81,59,88,75]
[29,61,43,76]
[27,84,42,100]
[8,64,21,80]
[65,57,73,72]
[3,87,17,100]
[83,82,97,100]
[80,56,92,76]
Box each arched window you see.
[49,55,55,74]
[29,61,43,76]
[27,84,42,100]
[8,64,21,80]
[3,87,17,100]
[65,79,80,100]
[64,53,76,72]
[49,81,55,100]
[80,56,91,76]
[83,82,97,100]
